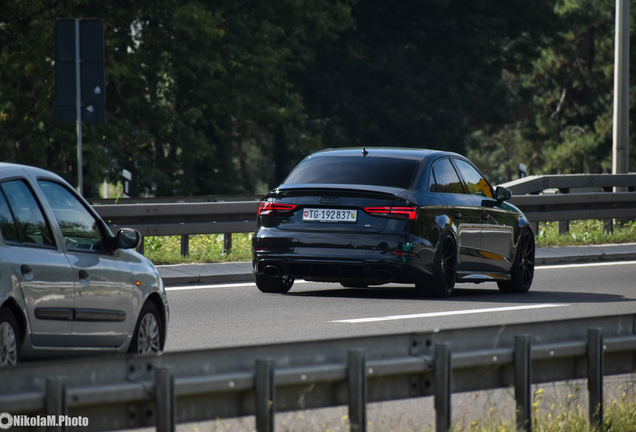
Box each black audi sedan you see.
[252,148,535,297]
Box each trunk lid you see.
[260,186,407,233]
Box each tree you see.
[469,0,636,183]
[296,0,556,161]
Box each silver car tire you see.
[0,308,19,367]
[129,302,163,355]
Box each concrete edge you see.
[536,252,636,266]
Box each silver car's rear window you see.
[283,156,418,189]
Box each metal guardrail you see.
[500,173,636,234]
[90,194,262,205]
[500,173,636,195]
[91,199,260,255]
[88,174,636,256]
[2,313,635,432]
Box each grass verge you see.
[535,220,636,247]
[142,220,636,265]
[143,233,252,265]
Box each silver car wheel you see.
[137,312,160,354]
[0,322,17,366]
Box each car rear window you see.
[283,156,419,189]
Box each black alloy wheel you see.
[255,274,295,293]
[416,232,457,298]
[498,229,535,293]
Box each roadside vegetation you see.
[143,219,636,265]
[143,233,252,265]
[535,220,636,248]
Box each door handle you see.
[78,270,89,280]
[453,211,462,219]
[21,265,32,275]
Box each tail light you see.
[257,202,298,215]
[364,206,417,220]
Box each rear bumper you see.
[252,227,435,284]
[253,247,431,285]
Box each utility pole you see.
[613,0,629,181]
[612,0,630,229]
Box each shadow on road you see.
[285,284,633,304]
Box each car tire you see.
[128,302,163,355]
[497,229,535,294]
[340,282,369,288]
[255,274,294,293]
[0,308,20,367]
[416,232,457,298]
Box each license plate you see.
[302,208,357,223]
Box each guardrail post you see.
[602,187,614,233]
[588,328,604,429]
[434,343,451,432]
[558,188,569,235]
[255,358,275,432]
[136,235,144,255]
[180,235,189,257]
[46,376,67,432]
[514,335,532,432]
[156,366,176,432]
[348,349,367,432]
[224,233,232,254]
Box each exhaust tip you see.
[263,265,281,277]
[373,269,394,283]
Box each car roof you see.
[0,162,67,182]
[310,147,462,161]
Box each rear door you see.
[430,159,482,272]
[0,179,76,347]
[452,159,514,273]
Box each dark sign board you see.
[54,18,105,124]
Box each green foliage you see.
[0,0,354,196]
[298,0,556,162]
[1,0,565,196]
[470,0,636,183]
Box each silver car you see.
[0,163,168,366]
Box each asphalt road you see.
[163,260,636,353]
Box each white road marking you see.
[166,280,309,291]
[330,304,569,324]
[536,260,636,270]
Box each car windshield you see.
[283,156,419,189]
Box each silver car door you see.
[38,180,134,348]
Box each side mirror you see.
[495,186,512,202]
[116,228,141,249]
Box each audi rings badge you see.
[319,196,340,204]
